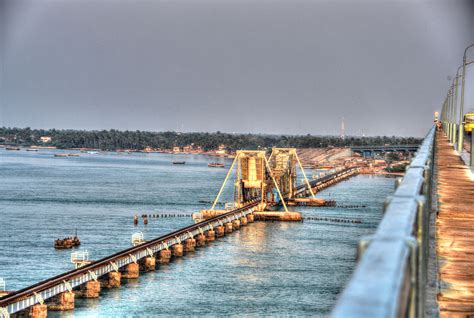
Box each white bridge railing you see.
[331,126,434,318]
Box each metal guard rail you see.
[331,126,435,318]
[0,200,260,316]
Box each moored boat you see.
[54,154,68,157]
[173,161,186,165]
[208,163,225,168]
[5,147,20,151]
[26,148,38,152]
[54,235,81,249]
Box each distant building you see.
[216,144,227,155]
[183,145,194,153]
[173,146,181,153]
[40,136,52,143]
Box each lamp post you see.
[459,44,474,157]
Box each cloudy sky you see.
[1,0,473,137]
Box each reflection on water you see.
[0,149,394,317]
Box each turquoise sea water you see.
[0,148,394,317]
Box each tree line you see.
[0,127,422,151]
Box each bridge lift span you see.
[196,148,327,222]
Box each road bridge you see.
[332,43,474,318]
[351,144,420,158]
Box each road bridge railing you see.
[331,126,434,318]
[0,200,260,317]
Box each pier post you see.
[184,238,196,252]
[11,304,47,318]
[232,219,241,230]
[75,280,101,298]
[247,214,255,223]
[121,263,139,279]
[225,222,233,234]
[172,243,184,257]
[240,216,248,226]
[216,225,225,237]
[158,249,171,264]
[47,291,75,311]
[100,271,121,288]
[196,234,206,247]
[143,256,156,271]
[206,229,216,242]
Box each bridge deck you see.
[436,132,474,316]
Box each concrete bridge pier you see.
[172,243,184,257]
[158,249,172,264]
[225,222,233,234]
[216,225,225,237]
[75,280,101,298]
[196,234,206,247]
[232,219,240,230]
[47,291,75,311]
[206,229,216,241]
[184,238,196,252]
[240,216,248,226]
[11,304,47,318]
[139,256,156,271]
[120,263,139,279]
[99,271,121,288]
[246,214,254,223]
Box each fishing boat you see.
[54,154,68,157]
[172,161,186,165]
[208,163,225,168]
[54,232,81,249]
[67,153,80,157]
[5,147,20,151]
[26,148,38,152]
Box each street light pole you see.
[459,44,474,155]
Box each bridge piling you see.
[196,234,206,247]
[232,219,240,230]
[225,222,233,234]
[11,304,47,318]
[184,238,196,252]
[171,244,184,257]
[206,229,216,242]
[142,256,156,271]
[158,250,171,264]
[246,214,254,223]
[120,263,139,279]
[75,280,101,298]
[216,225,225,237]
[46,291,74,311]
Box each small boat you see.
[173,161,186,165]
[208,163,225,168]
[54,235,81,249]
[5,147,20,151]
[26,148,38,152]
[67,153,80,157]
[87,151,99,154]
[54,154,68,157]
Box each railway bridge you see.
[0,148,359,318]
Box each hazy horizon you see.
[1,0,474,138]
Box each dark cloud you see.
[1,0,473,137]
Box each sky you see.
[0,0,473,137]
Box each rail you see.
[331,126,433,318]
[0,200,259,316]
